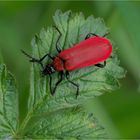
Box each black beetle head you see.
[42,64,56,75]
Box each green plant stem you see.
[17,111,33,137]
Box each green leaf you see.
[27,10,125,114]
[25,108,107,139]
[0,64,19,139]
[17,10,125,139]
[0,10,125,139]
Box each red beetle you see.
[22,26,112,98]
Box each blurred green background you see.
[0,1,140,139]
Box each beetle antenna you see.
[21,49,45,68]
[21,49,40,63]
[21,49,34,59]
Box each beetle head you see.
[42,64,56,75]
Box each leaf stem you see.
[16,111,33,137]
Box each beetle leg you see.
[85,33,98,40]
[53,26,62,53]
[38,53,54,61]
[95,61,106,68]
[103,32,110,37]
[65,71,79,98]
[49,71,63,96]
[35,53,54,68]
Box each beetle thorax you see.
[53,57,65,71]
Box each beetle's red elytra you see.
[58,36,112,71]
[22,26,112,98]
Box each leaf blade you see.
[28,10,125,113]
[25,108,107,139]
[0,64,19,139]
[25,10,125,139]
